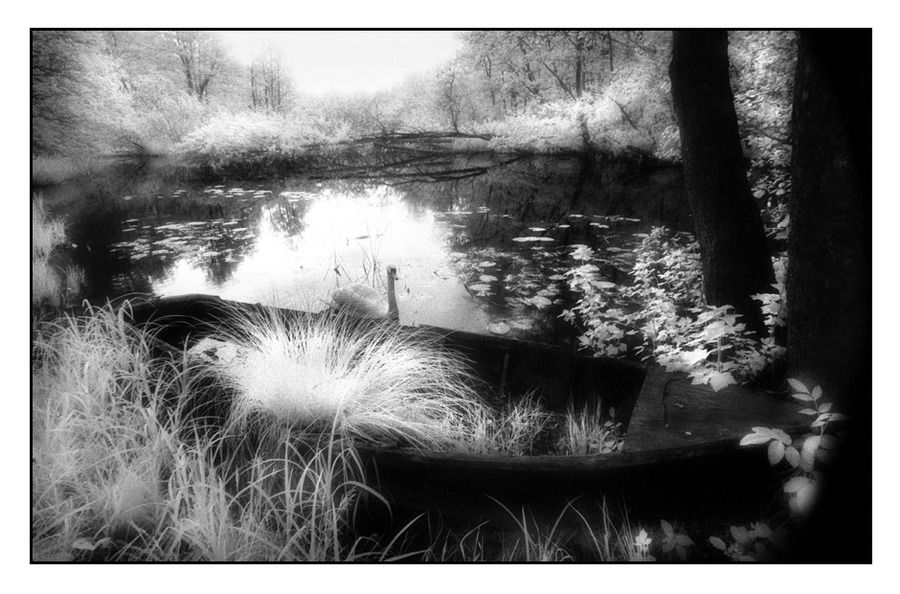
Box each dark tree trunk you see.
[669,30,775,336]
[784,31,871,562]
[787,31,871,404]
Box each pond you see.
[41,155,689,344]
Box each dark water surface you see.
[41,156,688,342]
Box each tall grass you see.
[32,301,657,562]
[31,303,391,561]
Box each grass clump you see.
[199,307,492,453]
[465,393,553,455]
[557,405,624,455]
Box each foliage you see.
[175,110,351,173]
[659,519,694,561]
[729,31,797,167]
[740,378,848,516]
[708,522,788,562]
[563,227,785,390]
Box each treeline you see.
[31,30,796,169]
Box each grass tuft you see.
[203,307,491,452]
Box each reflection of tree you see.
[261,200,308,237]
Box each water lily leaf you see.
[487,321,510,335]
[529,295,552,309]
[478,261,496,267]
[512,236,555,243]
[709,536,727,551]
[479,275,498,282]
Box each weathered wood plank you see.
[624,366,807,453]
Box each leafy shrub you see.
[176,111,352,174]
[563,227,786,390]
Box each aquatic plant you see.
[205,306,490,452]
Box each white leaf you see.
[784,475,812,494]
[767,440,785,465]
[787,378,809,394]
[709,372,737,392]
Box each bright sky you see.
[219,31,461,96]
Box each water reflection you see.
[52,157,688,342]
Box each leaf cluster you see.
[740,378,848,515]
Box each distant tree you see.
[168,31,225,102]
[250,47,293,112]
[669,30,775,336]
[32,30,131,154]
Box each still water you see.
[43,156,688,343]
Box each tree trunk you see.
[787,31,871,404]
[784,31,870,561]
[669,30,775,336]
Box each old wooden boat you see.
[125,294,808,525]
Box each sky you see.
[219,31,461,96]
